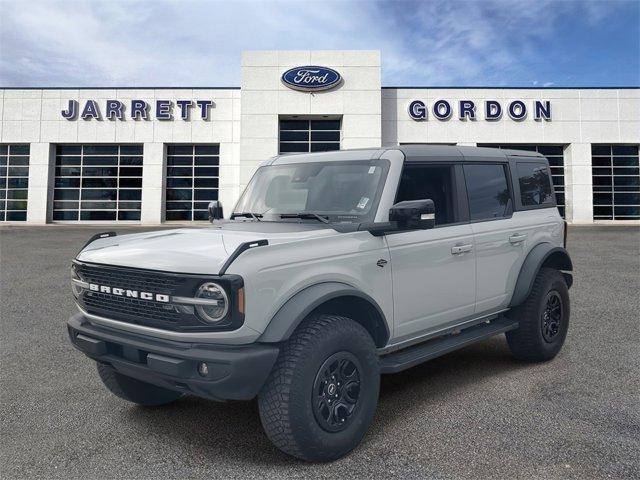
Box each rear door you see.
[387,163,476,343]
[463,162,524,313]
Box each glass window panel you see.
[167,167,193,177]
[54,189,80,200]
[613,157,639,167]
[81,210,117,221]
[6,200,27,210]
[166,210,191,221]
[592,167,612,176]
[81,201,117,209]
[8,167,29,176]
[6,211,26,221]
[167,177,192,188]
[57,145,81,155]
[311,143,340,152]
[9,145,29,155]
[279,120,308,130]
[83,167,118,177]
[119,155,143,166]
[119,178,142,188]
[9,156,29,166]
[311,131,340,142]
[614,193,640,205]
[194,167,218,177]
[280,131,309,142]
[194,157,219,166]
[53,144,143,222]
[166,201,193,210]
[592,157,612,167]
[167,189,192,201]
[612,145,638,156]
[82,189,117,200]
[194,189,218,201]
[593,193,613,205]
[117,201,141,210]
[591,145,611,156]
[55,178,80,188]
[119,189,142,200]
[194,145,219,155]
[82,177,117,188]
[0,145,7,154]
[167,145,193,155]
[83,145,118,155]
[464,164,511,220]
[194,178,218,188]
[119,145,143,155]
[7,189,28,199]
[310,120,341,130]
[613,167,640,176]
[7,178,28,188]
[0,156,6,166]
[53,210,79,220]
[193,210,209,221]
[167,156,193,166]
[280,143,309,153]
[118,210,141,220]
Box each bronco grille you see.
[75,262,204,330]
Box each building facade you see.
[1,50,638,224]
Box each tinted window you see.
[517,162,554,206]
[464,164,511,221]
[396,165,458,225]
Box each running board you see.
[379,317,519,374]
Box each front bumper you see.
[67,313,279,401]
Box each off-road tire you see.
[506,267,570,362]
[258,314,380,462]
[96,363,182,406]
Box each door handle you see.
[451,244,473,255]
[509,233,527,244]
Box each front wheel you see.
[258,314,380,462]
[506,268,570,362]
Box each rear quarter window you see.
[517,162,554,206]
[463,164,512,221]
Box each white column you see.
[564,143,593,224]
[26,143,54,224]
[140,142,165,224]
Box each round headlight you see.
[71,264,82,299]
[194,282,229,323]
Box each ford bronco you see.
[67,145,572,461]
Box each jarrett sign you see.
[407,99,552,121]
[61,99,215,120]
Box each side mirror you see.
[389,199,435,230]
[208,201,224,221]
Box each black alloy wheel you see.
[312,352,362,432]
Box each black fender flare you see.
[258,282,390,347]
[510,243,573,307]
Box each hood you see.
[76,222,336,275]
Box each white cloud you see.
[0,0,632,87]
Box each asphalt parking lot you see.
[1,225,639,479]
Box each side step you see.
[379,317,519,374]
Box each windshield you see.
[233,160,389,223]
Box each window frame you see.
[462,161,515,223]
[392,161,469,227]
[514,160,557,210]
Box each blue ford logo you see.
[281,66,342,92]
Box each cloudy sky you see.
[0,0,638,87]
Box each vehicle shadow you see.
[122,335,528,466]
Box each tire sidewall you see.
[533,275,570,358]
[288,321,380,459]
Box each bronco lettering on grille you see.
[88,283,170,303]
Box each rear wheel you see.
[506,268,570,362]
[258,314,380,462]
[96,363,182,406]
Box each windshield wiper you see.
[279,212,330,224]
[231,212,263,221]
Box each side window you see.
[463,164,512,221]
[517,162,554,206]
[395,164,458,225]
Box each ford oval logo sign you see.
[281,66,342,92]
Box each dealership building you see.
[1,50,638,224]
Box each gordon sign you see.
[408,99,552,121]
[61,99,214,120]
[281,66,342,92]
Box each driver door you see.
[386,163,476,343]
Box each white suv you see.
[67,145,573,461]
